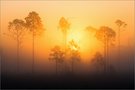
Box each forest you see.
[1,1,134,89]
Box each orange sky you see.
[1,0,134,62]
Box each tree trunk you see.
[32,30,35,74]
[72,59,74,74]
[118,26,120,60]
[0,29,3,75]
[64,32,67,51]
[56,59,58,75]
[106,38,109,73]
[63,30,67,73]
[104,35,107,73]
[105,39,107,73]
[104,40,106,73]
[17,30,19,73]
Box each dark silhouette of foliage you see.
[115,19,127,60]
[115,19,127,28]
[85,26,97,34]
[58,17,70,51]
[91,52,116,74]
[49,45,65,75]
[58,17,70,73]
[68,40,81,74]
[95,26,116,73]
[25,11,45,73]
[91,52,106,73]
[8,19,26,72]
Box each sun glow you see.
[68,30,82,45]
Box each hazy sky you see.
[0,0,134,75]
[1,1,134,37]
[1,0,134,62]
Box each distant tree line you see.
[4,11,127,75]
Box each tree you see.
[58,17,70,51]
[115,19,127,60]
[25,11,45,73]
[85,26,97,34]
[58,17,70,73]
[91,52,116,74]
[68,40,81,74]
[49,46,65,75]
[0,20,3,75]
[91,52,106,73]
[8,19,26,72]
[95,26,116,73]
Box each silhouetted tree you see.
[91,52,116,74]
[91,52,106,73]
[25,11,45,73]
[68,40,81,74]
[58,17,70,51]
[115,19,127,60]
[95,26,116,72]
[58,17,70,73]
[0,22,3,74]
[49,46,65,75]
[8,19,26,72]
[85,26,97,34]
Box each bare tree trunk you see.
[56,59,58,75]
[17,30,19,73]
[0,29,1,61]
[72,59,74,74]
[64,30,67,73]
[64,31,67,51]
[104,35,107,73]
[106,38,109,73]
[118,27,120,60]
[32,30,35,74]
[104,41,106,73]
[0,28,2,76]
[105,39,107,73]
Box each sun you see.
[67,29,87,52]
[68,30,82,44]
[67,29,101,62]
